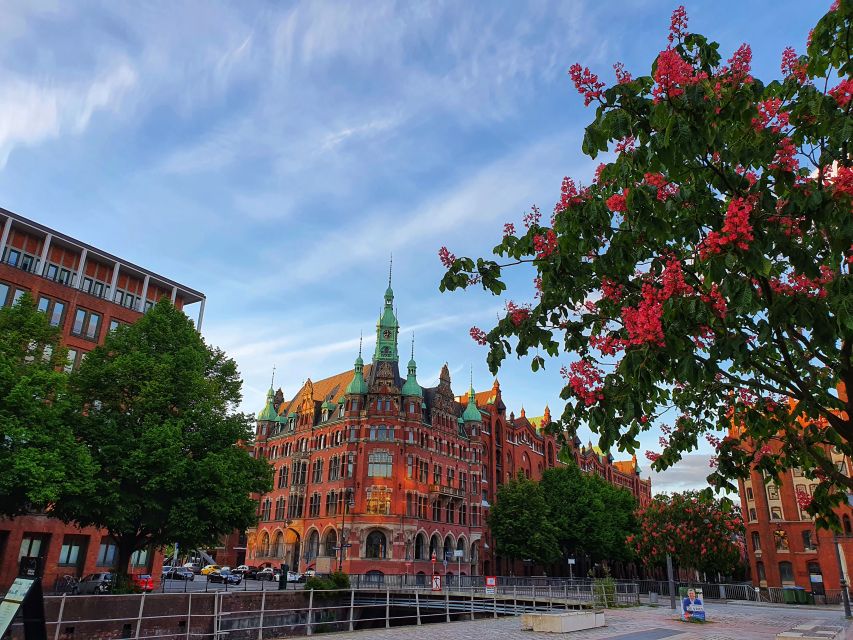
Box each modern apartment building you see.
[0,206,205,591]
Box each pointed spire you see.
[270,365,276,389]
[402,333,422,398]
[347,335,368,395]
[389,253,393,287]
[462,369,481,423]
[520,406,526,418]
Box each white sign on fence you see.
[485,576,497,595]
[432,575,442,592]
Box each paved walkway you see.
[315,603,847,640]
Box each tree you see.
[539,464,636,565]
[52,299,272,583]
[630,491,744,579]
[487,471,561,566]
[0,294,94,516]
[440,3,853,522]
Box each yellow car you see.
[200,564,221,576]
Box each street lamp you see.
[338,493,355,572]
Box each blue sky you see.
[0,1,829,492]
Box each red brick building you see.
[0,206,205,591]
[736,421,853,593]
[247,278,651,578]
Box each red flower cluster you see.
[554,176,588,217]
[829,78,853,107]
[661,257,693,299]
[523,205,541,229]
[701,283,728,319]
[769,137,799,172]
[589,334,627,356]
[668,5,688,44]
[768,266,834,299]
[706,433,723,449]
[438,246,456,269]
[594,163,607,184]
[533,229,558,260]
[469,326,488,346]
[795,488,813,510]
[722,43,753,86]
[645,450,661,462]
[503,222,516,237]
[832,166,853,197]
[644,172,679,201]
[606,192,628,213]
[613,62,632,85]
[600,277,623,302]
[506,301,531,326]
[569,63,605,107]
[752,98,789,133]
[653,48,706,103]
[533,276,543,297]
[698,197,755,260]
[621,285,666,346]
[781,47,807,83]
[562,359,605,406]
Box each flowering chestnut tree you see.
[630,491,744,578]
[440,3,853,524]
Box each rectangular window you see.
[131,548,149,567]
[97,539,117,566]
[46,264,58,280]
[433,464,441,485]
[109,319,120,332]
[346,453,355,478]
[746,487,754,500]
[749,507,757,521]
[12,288,26,305]
[0,282,9,306]
[6,249,20,266]
[37,296,50,313]
[83,277,92,293]
[58,536,86,566]
[72,308,101,341]
[767,484,780,500]
[58,268,70,285]
[114,291,124,305]
[407,455,413,479]
[65,349,78,373]
[774,530,789,551]
[92,282,104,298]
[18,535,48,561]
[20,254,33,272]
[72,309,86,335]
[432,501,441,522]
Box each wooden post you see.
[415,590,421,626]
[349,589,355,632]
[53,594,66,640]
[257,590,266,640]
[134,593,146,639]
[385,589,390,629]
[445,591,450,623]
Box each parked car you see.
[200,564,221,576]
[163,566,195,581]
[76,573,113,595]
[207,569,242,585]
[287,571,302,583]
[183,562,202,574]
[256,567,279,581]
[132,575,154,592]
[234,565,259,579]
[303,569,316,579]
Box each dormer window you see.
[322,409,329,422]
[339,405,344,418]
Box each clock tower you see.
[373,260,399,362]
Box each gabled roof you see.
[277,365,374,417]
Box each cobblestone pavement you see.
[314,603,847,640]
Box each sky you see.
[0,0,830,493]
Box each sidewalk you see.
[316,602,847,640]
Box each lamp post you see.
[338,493,355,572]
[833,533,852,618]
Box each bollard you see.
[415,590,422,626]
[306,589,314,636]
[257,590,266,640]
[349,589,355,632]
[186,593,192,640]
[386,589,391,629]
[445,591,450,623]
[470,589,475,621]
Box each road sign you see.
[567,558,575,565]
[453,550,464,558]
[431,575,442,592]
[485,576,496,595]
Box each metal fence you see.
[633,579,847,606]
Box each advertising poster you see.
[679,586,705,622]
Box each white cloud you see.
[648,454,736,496]
[0,64,136,167]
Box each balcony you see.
[429,484,464,498]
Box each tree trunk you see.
[114,535,138,592]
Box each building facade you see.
[247,278,651,578]
[0,207,205,591]
[737,435,853,593]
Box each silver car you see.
[76,573,113,595]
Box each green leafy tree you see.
[487,471,560,566]
[53,299,272,583]
[540,465,637,565]
[630,491,744,578]
[440,4,853,523]
[0,294,94,516]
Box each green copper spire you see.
[373,256,399,362]
[402,335,422,398]
[257,370,278,422]
[346,334,368,395]
[462,370,481,422]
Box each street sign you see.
[485,576,496,595]
[431,575,442,592]
[0,578,46,640]
[453,550,464,558]
[567,558,576,565]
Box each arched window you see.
[414,533,426,560]
[751,532,760,551]
[443,535,454,561]
[272,531,284,558]
[456,537,466,559]
[259,531,270,557]
[307,530,320,560]
[365,531,387,559]
[323,529,338,557]
[808,561,825,595]
[756,561,766,582]
[429,534,441,559]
